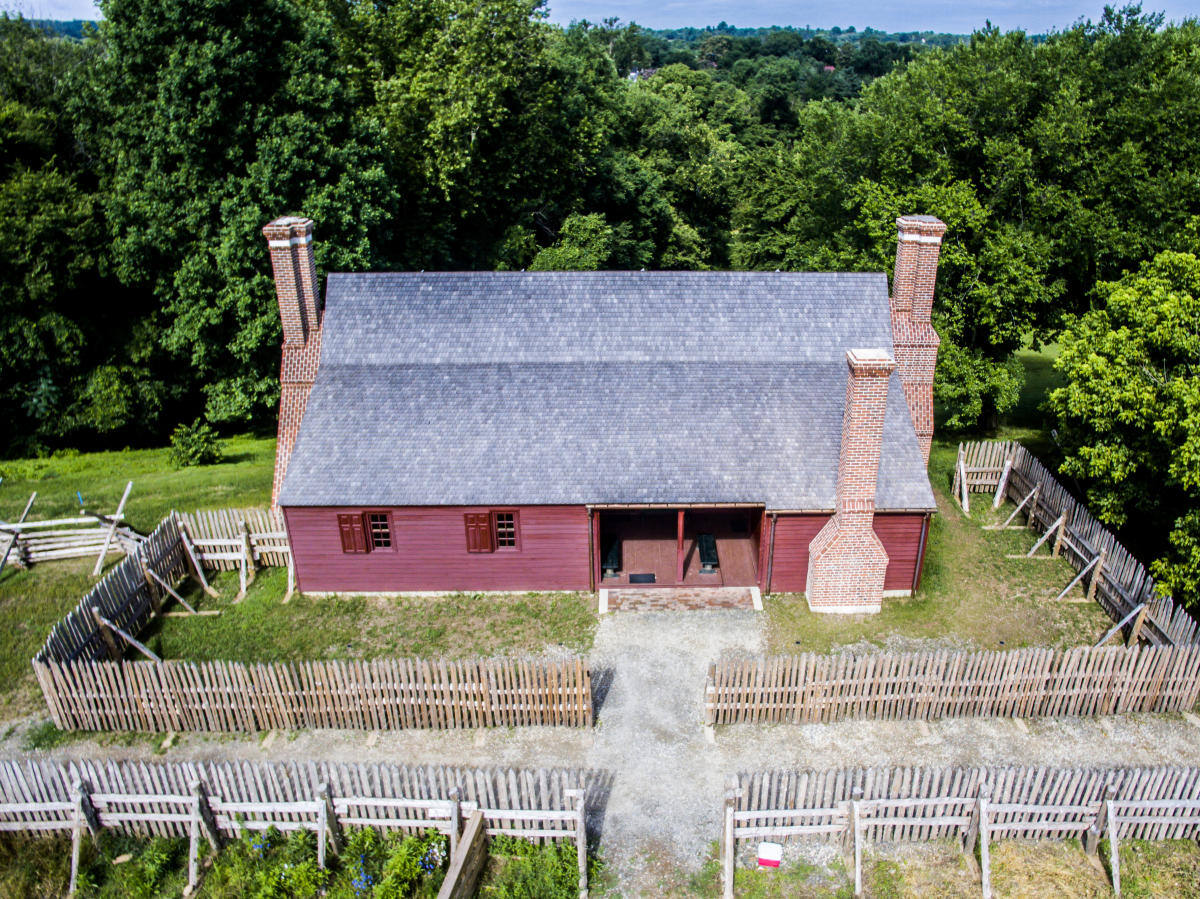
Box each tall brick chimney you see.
[890,215,946,464]
[806,349,895,613]
[263,216,322,509]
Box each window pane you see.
[367,512,391,548]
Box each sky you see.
[4,0,1199,34]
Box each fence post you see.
[993,454,1013,510]
[139,554,163,616]
[978,785,992,899]
[960,786,981,879]
[704,663,717,742]
[69,780,100,896]
[1087,548,1107,603]
[1127,603,1149,646]
[1083,784,1115,874]
[317,782,343,864]
[190,781,222,851]
[1052,510,1067,557]
[1029,484,1040,528]
[89,605,122,661]
[565,788,588,899]
[241,519,256,585]
[447,788,462,858]
[850,786,864,898]
[721,776,739,899]
[1108,797,1121,897]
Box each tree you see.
[0,16,110,453]
[84,0,401,430]
[1050,238,1200,603]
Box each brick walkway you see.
[603,586,759,612]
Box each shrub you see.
[482,837,585,898]
[168,419,224,468]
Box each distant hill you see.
[29,19,96,40]
[645,23,970,49]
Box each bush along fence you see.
[704,643,1200,728]
[34,512,594,732]
[0,758,592,897]
[954,440,1200,646]
[720,764,1200,898]
[35,655,594,732]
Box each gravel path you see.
[5,609,1200,896]
[584,610,764,892]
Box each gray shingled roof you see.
[278,272,936,511]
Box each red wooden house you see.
[263,215,947,612]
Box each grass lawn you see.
[0,436,276,716]
[667,838,1200,897]
[765,439,1115,655]
[138,567,597,663]
[0,434,275,533]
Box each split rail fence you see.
[35,655,593,732]
[704,643,1200,727]
[721,764,1200,898]
[954,440,1200,646]
[1,481,137,574]
[34,512,593,732]
[0,757,591,897]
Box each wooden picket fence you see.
[35,516,190,665]
[722,764,1200,898]
[0,757,591,896]
[34,513,593,734]
[177,507,290,568]
[956,440,1200,646]
[704,643,1200,727]
[35,655,593,732]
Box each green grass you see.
[138,567,597,663]
[0,434,274,532]
[1009,340,1064,432]
[765,439,1114,654]
[0,437,274,715]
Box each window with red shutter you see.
[337,513,369,553]
[464,512,494,553]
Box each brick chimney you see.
[890,215,946,464]
[806,349,895,613]
[263,216,322,509]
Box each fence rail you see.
[958,440,1200,646]
[35,655,593,732]
[704,643,1200,726]
[0,757,592,895]
[177,507,290,569]
[722,764,1200,898]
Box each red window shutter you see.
[338,513,369,553]
[464,513,494,553]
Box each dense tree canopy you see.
[3,2,1200,598]
[1051,233,1200,599]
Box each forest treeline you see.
[3,2,1200,597]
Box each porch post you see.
[676,508,686,583]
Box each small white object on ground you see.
[758,841,783,868]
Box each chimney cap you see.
[846,348,896,374]
[896,214,947,238]
[262,216,314,241]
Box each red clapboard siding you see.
[284,505,591,593]
[875,512,926,592]
[767,512,928,594]
[767,514,827,592]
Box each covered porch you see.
[592,506,762,588]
